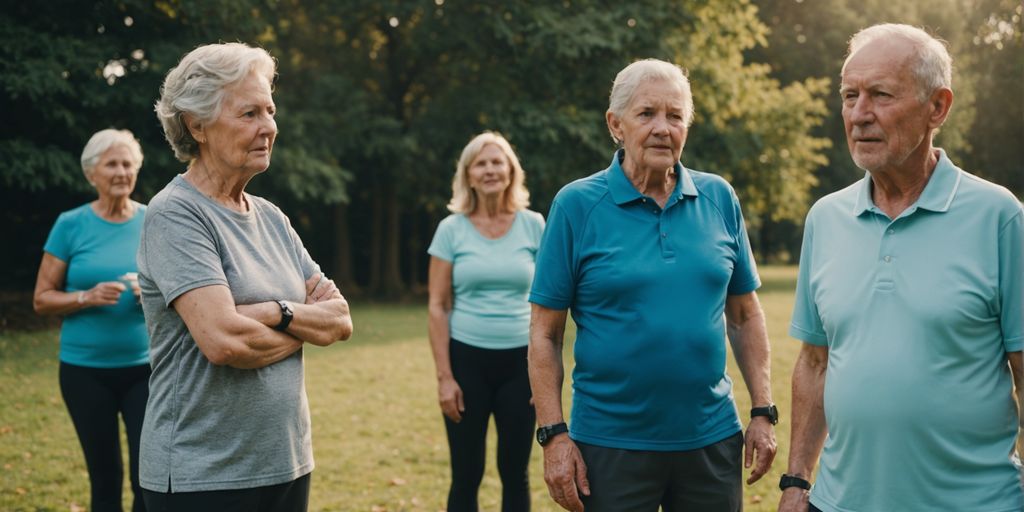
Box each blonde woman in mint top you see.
[428,131,545,511]
[33,128,149,512]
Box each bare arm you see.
[528,304,588,512]
[778,342,830,512]
[235,273,353,346]
[1009,351,1023,457]
[427,257,464,422]
[33,252,126,315]
[173,284,304,369]
[725,291,777,484]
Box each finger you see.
[456,390,465,413]
[744,434,754,469]
[305,273,322,295]
[574,453,590,496]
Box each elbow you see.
[306,316,353,346]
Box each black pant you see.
[60,361,151,512]
[444,339,536,512]
[142,473,310,512]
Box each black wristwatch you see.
[274,300,294,331]
[779,474,812,491]
[536,422,568,446]
[751,404,779,425]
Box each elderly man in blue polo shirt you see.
[529,58,777,512]
[778,24,1024,512]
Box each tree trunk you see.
[380,179,405,298]
[367,177,383,295]
[331,202,361,296]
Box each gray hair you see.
[607,59,694,143]
[80,128,143,178]
[843,23,952,102]
[448,131,530,214]
[154,42,276,162]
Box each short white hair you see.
[607,59,694,143]
[80,128,143,178]
[843,23,952,102]
[155,42,276,162]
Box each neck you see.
[93,195,135,221]
[475,194,506,217]
[622,160,676,207]
[185,158,251,212]
[870,147,940,219]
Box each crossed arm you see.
[173,272,353,370]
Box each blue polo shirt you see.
[530,150,760,451]
[790,149,1024,512]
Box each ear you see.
[184,113,206,144]
[927,87,953,129]
[606,110,623,144]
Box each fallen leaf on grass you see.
[0,425,12,435]
[750,494,763,504]
[389,477,406,486]
[15,487,27,495]
[371,505,387,512]
[70,503,86,512]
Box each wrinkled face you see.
[201,73,277,175]
[607,79,689,175]
[89,145,138,200]
[467,143,512,200]
[841,40,936,174]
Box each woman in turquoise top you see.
[428,131,545,511]
[33,129,149,512]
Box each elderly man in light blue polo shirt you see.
[779,24,1024,512]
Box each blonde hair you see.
[155,42,276,162]
[447,132,530,214]
[80,128,143,178]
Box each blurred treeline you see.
[1,0,1020,298]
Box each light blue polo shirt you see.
[530,150,760,451]
[790,149,1024,512]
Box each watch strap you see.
[751,404,779,425]
[779,474,812,491]
[536,422,568,446]
[274,300,293,331]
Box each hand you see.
[437,376,464,422]
[120,273,141,303]
[83,281,127,306]
[778,486,811,512]
[542,435,590,512]
[305,273,340,304]
[744,417,777,484]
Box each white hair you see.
[844,23,952,102]
[80,128,143,178]
[607,59,694,143]
[154,42,276,162]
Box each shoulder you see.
[55,203,93,225]
[955,169,1023,219]
[551,168,610,213]
[688,168,738,205]
[520,209,545,227]
[434,213,465,233]
[147,176,195,215]
[807,179,862,221]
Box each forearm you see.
[427,306,454,379]
[528,308,569,426]
[1008,352,1023,453]
[33,289,89,316]
[237,299,353,346]
[211,313,304,369]
[726,294,773,406]
[786,345,829,478]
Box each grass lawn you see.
[0,265,800,512]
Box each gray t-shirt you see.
[137,175,318,492]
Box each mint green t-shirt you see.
[428,210,545,350]
[790,150,1023,512]
[43,203,149,368]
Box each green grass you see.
[0,266,800,511]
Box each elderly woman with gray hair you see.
[138,42,352,511]
[33,128,149,512]
[528,59,777,511]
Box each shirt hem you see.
[140,462,314,493]
[789,323,827,345]
[570,424,741,452]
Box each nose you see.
[260,113,278,139]
[846,96,875,125]
[652,113,670,135]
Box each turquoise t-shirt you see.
[427,210,545,350]
[790,150,1024,512]
[43,203,149,368]
[530,150,760,451]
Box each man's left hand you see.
[744,416,777,484]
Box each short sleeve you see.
[524,209,546,247]
[726,188,761,295]
[43,212,74,262]
[280,208,321,280]
[138,210,228,307]
[999,207,1023,351]
[789,212,828,345]
[529,200,575,310]
[427,215,457,262]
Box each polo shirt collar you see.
[607,149,698,206]
[852,148,961,216]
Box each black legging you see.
[60,361,150,512]
[445,339,535,512]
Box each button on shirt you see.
[790,149,1024,511]
[530,150,760,451]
